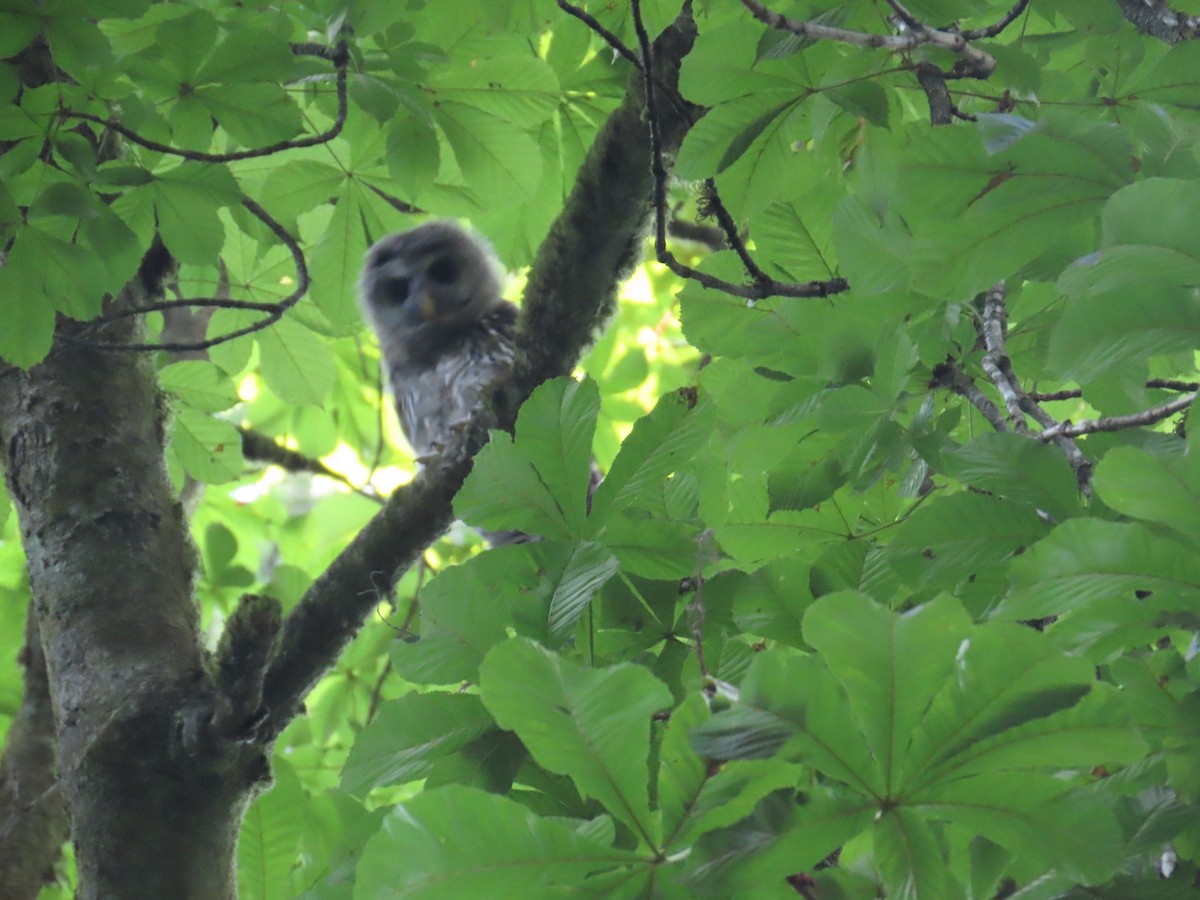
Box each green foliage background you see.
[3,0,1200,896]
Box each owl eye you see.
[427,256,460,284]
[382,276,412,302]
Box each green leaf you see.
[683,789,874,896]
[903,114,1131,296]
[545,540,619,644]
[1126,41,1200,112]
[0,234,58,368]
[434,103,542,201]
[390,546,537,684]
[1094,445,1200,541]
[826,80,889,128]
[832,194,912,295]
[159,361,239,412]
[309,183,371,335]
[996,520,1200,622]
[691,651,880,796]
[479,638,672,844]
[197,83,303,148]
[672,758,808,851]
[915,778,1124,885]
[150,7,216,82]
[803,594,972,793]
[590,388,713,527]
[455,436,568,539]
[195,25,295,84]
[457,377,600,540]
[657,694,710,846]
[257,317,335,406]
[355,786,636,897]
[689,704,799,763]
[386,115,440,202]
[1051,290,1200,384]
[874,808,951,900]
[0,9,40,57]
[514,376,599,535]
[169,408,243,484]
[601,517,700,580]
[238,759,306,900]
[258,160,348,226]
[754,197,837,284]
[1165,694,1200,803]
[675,91,798,180]
[1049,178,1200,380]
[938,432,1081,521]
[429,56,560,127]
[883,493,1050,589]
[902,622,1096,791]
[924,684,1144,783]
[340,693,494,796]
[152,162,240,265]
[11,223,111,319]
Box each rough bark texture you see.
[1113,0,1200,42]
[0,302,267,898]
[0,617,68,900]
[515,10,700,399]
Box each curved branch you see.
[65,197,308,353]
[1113,0,1200,43]
[636,0,849,304]
[258,8,703,737]
[740,0,997,78]
[67,43,349,164]
[558,0,846,304]
[1039,393,1196,440]
[961,0,1032,40]
[556,0,642,68]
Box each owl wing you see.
[391,302,518,459]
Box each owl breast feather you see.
[392,303,517,458]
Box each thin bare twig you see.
[556,0,643,68]
[741,0,996,78]
[1028,388,1082,402]
[686,530,714,679]
[1018,393,1095,491]
[364,182,422,217]
[978,282,1028,433]
[1148,378,1200,393]
[63,198,307,353]
[1029,379,1198,403]
[885,0,922,30]
[366,557,430,725]
[965,283,1093,491]
[67,43,349,164]
[631,0,849,303]
[930,360,1008,432]
[961,0,1032,40]
[1040,393,1196,441]
[240,429,383,504]
[698,181,773,285]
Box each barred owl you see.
[359,221,517,461]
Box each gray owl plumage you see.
[359,221,517,460]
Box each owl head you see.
[359,221,506,344]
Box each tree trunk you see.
[0,283,267,897]
[0,616,67,900]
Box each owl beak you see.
[418,292,438,321]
